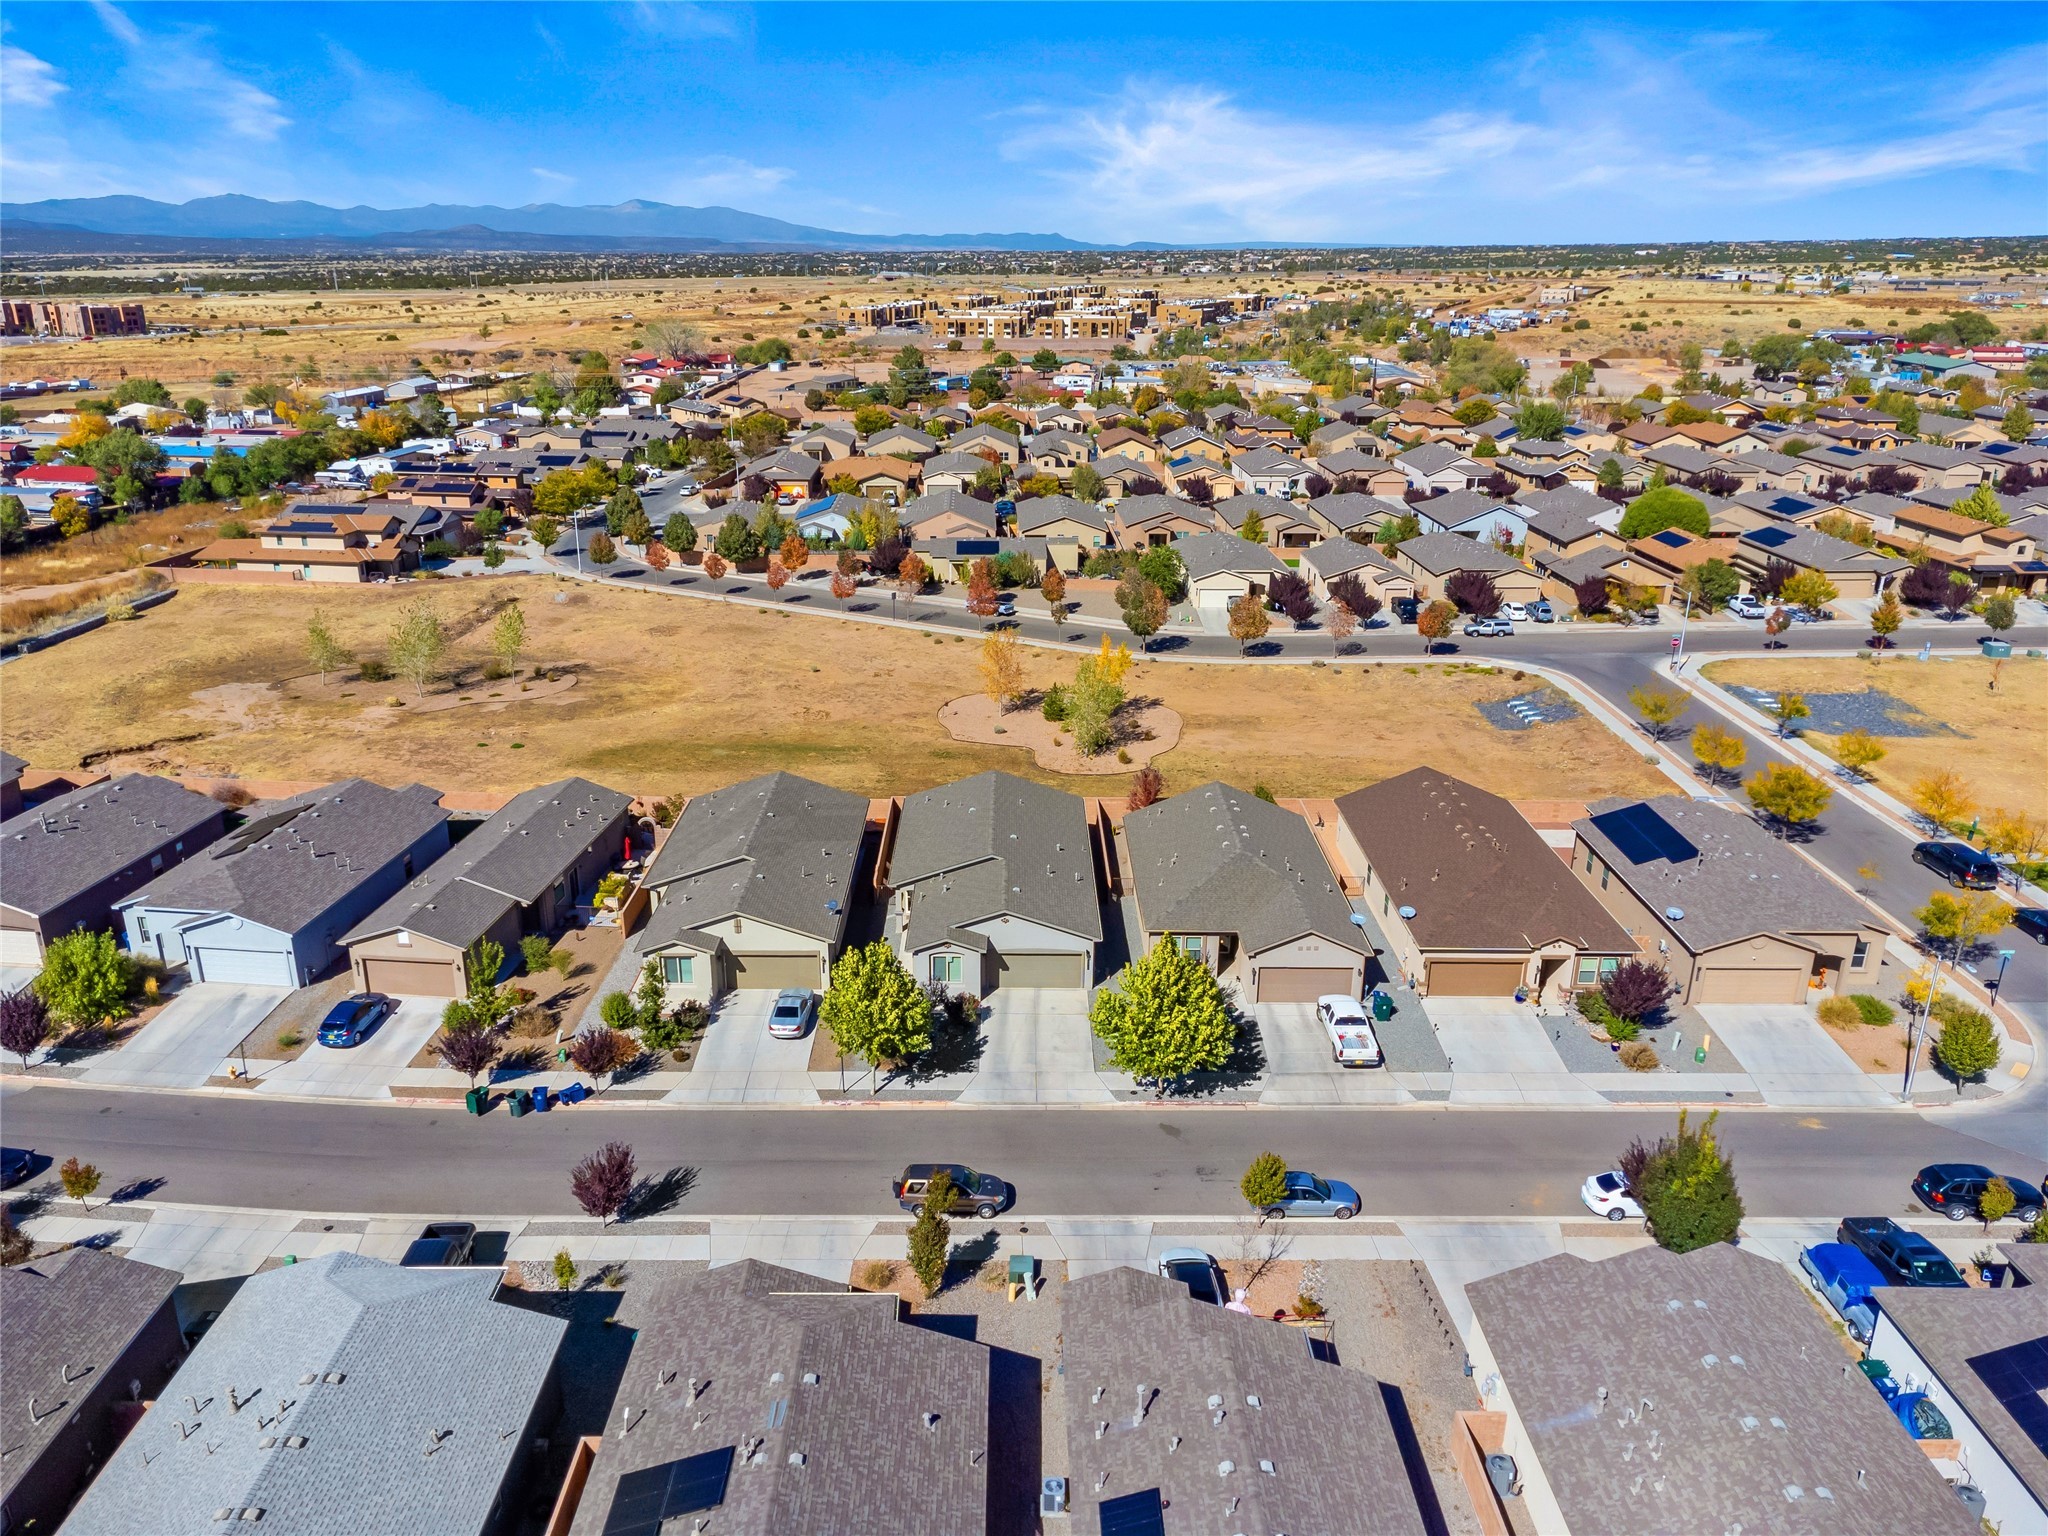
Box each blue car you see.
[1262,1170,1362,1220]
[317,993,392,1049]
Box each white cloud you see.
[532,166,575,187]
[1,44,66,108]
[92,6,289,142]
[89,0,141,48]
[659,156,794,205]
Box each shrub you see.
[1602,959,1678,1023]
[520,935,556,976]
[1618,1041,1660,1072]
[1241,1152,1289,1211]
[1623,1109,1743,1252]
[1850,994,1895,1027]
[908,1169,954,1297]
[552,1249,577,1290]
[1817,996,1862,1029]
[358,658,392,682]
[598,991,638,1032]
[1576,989,1634,1038]
[854,1258,899,1291]
[1933,1004,1999,1081]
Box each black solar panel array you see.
[1098,1488,1168,1536]
[1968,1338,2048,1458]
[1589,804,1699,867]
[601,1445,735,1536]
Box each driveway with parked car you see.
[664,991,818,1104]
[251,997,443,1100]
[1253,1001,1409,1105]
[81,983,290,1089]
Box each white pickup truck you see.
[1317,995,1384,1068]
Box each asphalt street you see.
[1,1084,2033,1221]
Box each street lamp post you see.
[1671,588,1694,674]
[1990,948,2015,1002]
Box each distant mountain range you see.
[0,194,1170,253]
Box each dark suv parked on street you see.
[1913,840,1999,890]
[1912,1164,2045,1224]
[1836,1217,1966,1287]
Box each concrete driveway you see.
[1422,998,1606,1106]
[250,999,444,1100]
[0,965,41,996]
[1695,1004,1894,1107]
[959,989,1112,1104]
[1255,1002,1412,1105]
[82,983,289,1089]
[665,993,818,1104]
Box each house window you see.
[930,953,964,985]
[1600,867,1609,890]
[136,915,150,942]
[1576,956,1621,986]
[1175,935,1204,962]
[1851,938,1869,968]
[1585,849,1595,873]
[150,853,164,871]
[662,955,694,986]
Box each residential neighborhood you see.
[2,5,2045,1533]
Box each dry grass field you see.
[0,499,240,591]
[1702,655,2047,819]
[0,574,1665,803]
[4,261,1980,409]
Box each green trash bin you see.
[465,1086,488,1116]
[508,1088,531,1119]
[1983,638,2013,659]
[1371,991,1394,1022]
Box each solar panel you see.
[601,1446,734,1535]
[1650,530,1691,548]
[1099,1488,1168,1536]
[1968,1339,2048,1458]
[1748,525,1796,549]
[1590,804,1698,867]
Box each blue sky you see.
[3,3,2043,244]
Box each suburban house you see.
[1308,418,1379,456]
[1412,489,1529,545]
[950,423,1021,465]
[194,507,412,582]
[1063,1267,1428,1536]
[1395,443,1487,493]
[1571,798,1888,1004]
[558,1261,991,1536]
[1027,427,1093,479]
[1123,782,1370,1003]
[1465,1246,1980,1536]
[636,771,869,1002]
[827,456,919,504]
[1164,455,1236,500]
[1865,1282,2048,1536]
[1092,453,1165,496]
[917,535,1049,583]
[1520,495,1619,561]
[918,450,996,495]
[1159,425,1228,463]
[901,488,1001,541]
[1111,493,1212,548]
[117,779,451,989]
[1013,493,1110,562]
[1,775,226,966]
[1300,539,1415,604]
[790,423,858,461]
[1229,445,1315,498]
[1174,530,1291,618]
[882,770,1102,992]
[864,423,939,460]
[1210,492,1317,548]
[1392,532,1543,606]
[1305,489,1399,539]
[0,1250,184,1536]
[340,778,633,998]
[1733,524,1909,599]
[62,1254,566,1536]
[1318,449,1411,497]
[1333,768,1634,1000]
[738,450,825,503]
[1888,503,2043,592]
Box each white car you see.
[1581,1170,1643,1223]
[1500,601,1530,623]
[1726,594,1766,620]
[1316,995,1384,1068]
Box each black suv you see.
[1836,1217,1966,1287]
[1912,1164,2045,1224]
[893,1164,1010,1220]
[1913,840,1999,890]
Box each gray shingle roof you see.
[1300,538,1400,582]
[865,425,938,454]
[889,771,1102,950]
[1114,493,1204,526]
[1172,530,1290,583]
[1521,501,1607,547]
[1574,797,1880,954]
[563,1261,988,1536]
[902,489,999,535]
[638,772,868,952]
[1467,1245,1980,1536]
[1335,768,1633,954]
[1014,494,1108,534]
[1,1249,180,1505]
[1,750,28,784]
[1306,490,1393,531]
[0,774,223,920]
[1317,448,1394,480]
[1210,493,1301,531]
[1872,1285,2048,1508]
[1393,531,1524,576]
[1737,523,1909,574]
[1417,488,1515,531]
[117,779,447,935]
[738,449,824,484]
[1395,442,1476,476]
[1229,445,1309,476]
[62,1253,566,1536]
[1125,783,1364,958]
[1063,1267,1426,1536]
[342,777,630,948]
[1534,546,1629,585]
[920,450,996,478]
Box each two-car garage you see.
[992,950,1089,991]
[1423,958,1526,997]
[1252,966,1359,1004]
[188,944,297,989]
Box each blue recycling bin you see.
[531,1084,550,1113]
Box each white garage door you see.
[191,946,294,988]
[0,928,43,967]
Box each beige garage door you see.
[731,952,819,990]
[1694,967,1808,1005]
[1255,967,1356,1004]
[363,957,460,998]
[0,927,42,967]
[1427,959,1525,997]
[993,952,1087,990]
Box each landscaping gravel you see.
[1727,684,1954,738]
[1476,687,1582,732]
[1543,1006,1742,1076]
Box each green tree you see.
[1240,1151,1289,1211]
[305,609,351,683]
[1135,544,1186,601]
[1627,1110,1744,1252]
[33,931,133,1029]
[1979,1175,2017,1227]
[661,512,698,552]
[1678,558,1740,611]
[492,602,526,673]
[1115,574,1168,655]
[1869,590,1903,646]
[1834,729,1886,778]
[605,485,643,537]
[2003,402,2034,443]
[0,495,26,551]
[1628,684,1686,741]
[821,941,933,1085]
[1745,763,1831,832]
[907,1169,953,1296]
[1981,591,2016,632]
[387,597,446,697]
[1513,401,1566,441]
[713,512,762,563]
[1951,483,2008,526]
[111,377,173,407]
[1070,462,1105,502]
[1933,1002,2000,1081]
[1089,935,1236,1087]
[440,939,513,1034]
[526,513,561,550]
[1617,485,1710,540]
[59,1156,103,1211]
[1779,571,1838,613]
[1238,506,1266,545]
[1691,723,1747,784]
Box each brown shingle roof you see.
[1334,767,1634,953]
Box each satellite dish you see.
[1348,912,1368,928]
[1665,906,1686,921]
[1398,905,1418,920]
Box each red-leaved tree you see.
[570,1140,638,1226]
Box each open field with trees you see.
[0,575,1665,801]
